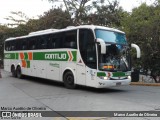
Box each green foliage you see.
[37,9,72,29]
[46,0,122,26]
[90,0,124,27]
[47,0,92,25]
[5,11,29,27]
[121,2,160,74]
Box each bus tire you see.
[63,71,76,89]
[11,65,16,77]
[16,66,23,79]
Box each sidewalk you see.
[130,74,160,86]
[130,82,160,86]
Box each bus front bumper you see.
[96,78,131,88]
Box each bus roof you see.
[5,25,125,41]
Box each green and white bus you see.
[4,25,140,88]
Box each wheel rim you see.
[11,68,16,76]
[17,68,21,78]
[63,72,75,89]
[66,75,74,85]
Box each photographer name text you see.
[1,107,46,111]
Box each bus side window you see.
[39,35,47,49]
[28,37,37,50]
[48,33,62,49]
[64,30,77,49]
[22,39,28,50]
[48,34,56,49]
[10,41,16,51]
[5,41,10,51]
[56,33,62,48]
[16,39,21,50]
[8,42,11,51]
[79,29,97,69]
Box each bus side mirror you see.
[131,43,141,58]
[97,38,106,54]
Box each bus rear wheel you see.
[63,71,76,89]
[16,66,23,79]
[11,66,16,77]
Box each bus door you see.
[77,29,97,86]
[76,53,86,85]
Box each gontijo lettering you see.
[45,53,67,60]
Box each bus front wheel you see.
[63,71,76,89]
[16,66,23,79]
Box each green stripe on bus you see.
[33,51,77,61]
[112,72,126,77]
[97,72,106,77]
[72,51,77,61]
[26,61,30,68]
[4,53,16,59]
[97,72,126,77]
[24,53,28,60]
[33,51,69,61]
[15,53,19,59]
[4,51,77,62]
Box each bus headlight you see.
[98,76,109,80]
[127,76,131,80]
[104,77,109,80]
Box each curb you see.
[130,82,160,86]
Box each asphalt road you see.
[0,69,160,120]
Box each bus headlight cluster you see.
[127,76,131,80]
[104,77,109,80]
[99,76,109,80]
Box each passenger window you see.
[48,33,62,49]
[63,30,77,49]
[15,39,21,50]
[39,35,47,49]
[5,41,10,51]
[28,37,37,50]
[22,40,27,50]
[10,40,16,51]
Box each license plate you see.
[116,82,121,86]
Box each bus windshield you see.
[95,29,131,72]
[95,29,127,45]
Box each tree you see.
[121,2,160,78]
[37,8,72,29]
[91,0,124,27]
[47,0,124,26]
[0,25,10,61]
[47,0,93,25]
[4,11,29,27]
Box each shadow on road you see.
[13,75,127,94]
[23,75,65,88]
[76,86,127,93]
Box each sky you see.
[0,0,155,25]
